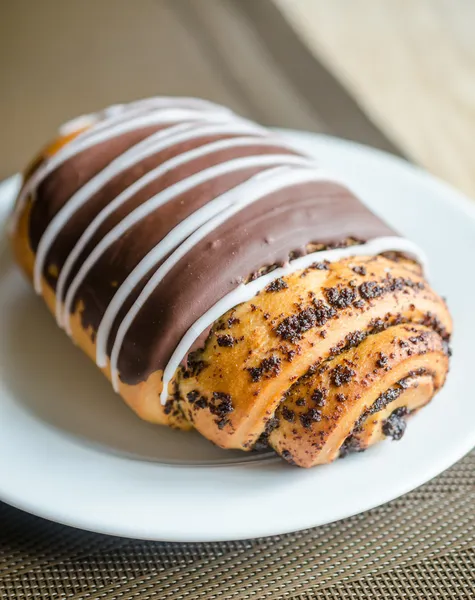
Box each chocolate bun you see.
[10,97,452,467]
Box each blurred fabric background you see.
[1,0,474,196]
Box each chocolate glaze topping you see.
[22,99,399,387]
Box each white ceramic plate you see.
[0,131,474,542]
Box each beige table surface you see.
[276,0,475,198]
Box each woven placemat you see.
[1,450,473,600]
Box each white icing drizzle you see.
[59,114,100,137]
[62,154,314,339]
[10,104,239,234]
[59,97,231,142]
[53,123,273,323]
[63,136,307,345]
[97,165,316,369]
[62,97,232,146]
[36,121,201,295]
[109,165,334,390]
[33,121,188,292]
[159,236,428,403]
[35,117,271,296]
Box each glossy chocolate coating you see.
[28,121,396,385]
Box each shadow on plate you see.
[0,241,275,466]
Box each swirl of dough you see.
[177,254,451,465]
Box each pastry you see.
[10,97,452,467]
